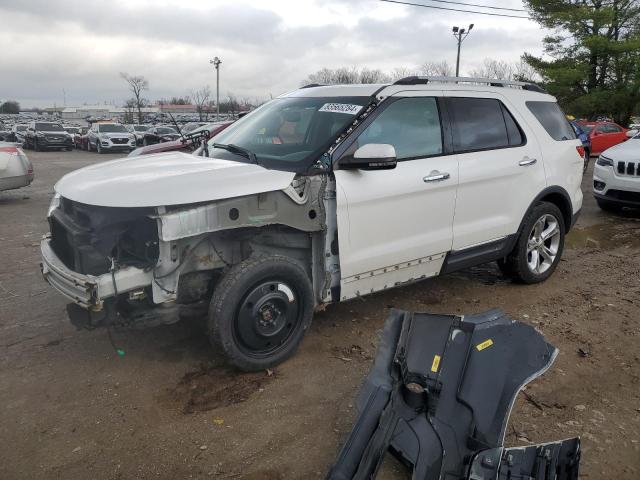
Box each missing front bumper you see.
[40,237,153,310]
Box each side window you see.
[525,101,576,141]
[353,97,443,160]
[602,123,621,133]
[501,104,523,146]
[449,97,520,152]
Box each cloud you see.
[0,0,546,107]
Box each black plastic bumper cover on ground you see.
[326,309,580,480]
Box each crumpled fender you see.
[326,309,580,480]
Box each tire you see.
[34,139,40,151]
[501,202,565,284]
[596,198,623,213]
[208,255,314,372]
[143,138,148,146]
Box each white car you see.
[593,129,640,211]
[0,142,34,192]
[87,122,136,153]
[41,77,583,371]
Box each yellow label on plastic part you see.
[431,354,441,373]
[476,339,494,351]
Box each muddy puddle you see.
[164,364,276,414]
[566,218,640,250]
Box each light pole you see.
[452,24,474,77]
[210,56,222,121]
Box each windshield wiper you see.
[212,143,258,164]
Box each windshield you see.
[16,125,27,132]
[133,125,149,132]
[98,124,127,133]
[580,124,595,133]
[65,127,79,134]
[208,96,370,172]
[157,127,177,134]
[36,123,64,132]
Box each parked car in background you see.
[141,126,180,146]
[63,126,82,144]
[42,78,583,371]
[24,122,73,151]
[128,121,234,157]
[181,122,208,134]
[10,124,28,145]
[570,121,591,172]
[577,121,629,156]
[75,128,89,150]
[127,124,151,145]
[593,129,640,212]
[87,122,136,153]
[0,141,34,191]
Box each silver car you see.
[0,141,34,192]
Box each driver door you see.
[333,93,458,300]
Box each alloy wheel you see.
[526,214,561,275]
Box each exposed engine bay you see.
[326,309,580,480]
[44,175,333,329]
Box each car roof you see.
[281,79,554,102]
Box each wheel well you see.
[538,192,572,230]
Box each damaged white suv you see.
[41,77,584,371]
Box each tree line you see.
[302,1,639,125]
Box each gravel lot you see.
[1,149,639,479]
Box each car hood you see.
[100,132,131,138]
[602,139,639,161]
[54,151,296,207]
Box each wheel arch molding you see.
[521,186,574,233]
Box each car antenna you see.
[166,111,185,142]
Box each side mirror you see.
[339,143,397,170]
[626,129,638,138]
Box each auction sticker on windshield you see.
[318,103,362,115]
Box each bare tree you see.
[420,60,454,77]
[123,98,137,124]
[190,86,211,121]
[120,72,149,123]
[468,59,514,80]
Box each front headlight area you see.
[596,155,613,167]
[48,192,61,217]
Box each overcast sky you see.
[0,0,547,108]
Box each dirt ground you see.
[1,149,638,480]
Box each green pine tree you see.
[524,0,640,125]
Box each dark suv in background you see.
[24,122,73,151]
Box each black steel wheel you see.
[209,255,314,371]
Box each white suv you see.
[593,129,640,211]
[41,77,584,371]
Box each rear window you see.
[448,97,524,152]
[526,101,576,141]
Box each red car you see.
[128,121,233,157]
[577,121,629,155]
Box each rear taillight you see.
[0,146,18,154]
[576,146,585,158]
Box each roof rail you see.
[392,76,546,93]
[301,83,324,89]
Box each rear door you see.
[444,93,546,250]
[334,93,458,299]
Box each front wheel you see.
[208,255,314,372]
[500,202,565,284]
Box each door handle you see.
[519,157,537,166]
[423,171,450,182]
